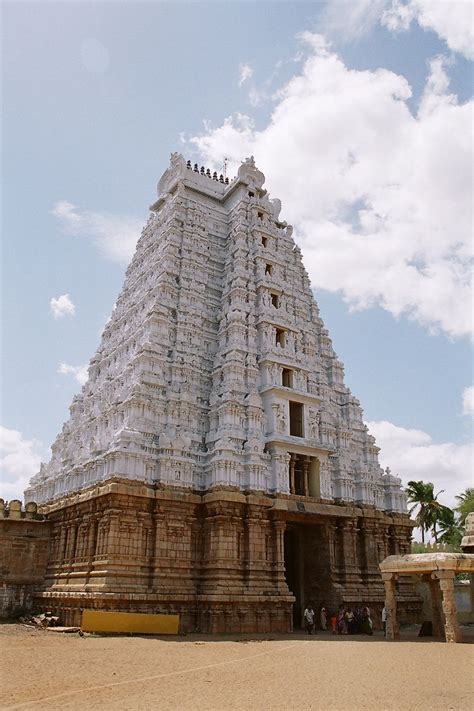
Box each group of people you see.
[303,604,374,636]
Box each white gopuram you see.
[26,154,406,514]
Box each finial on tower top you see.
[237,156,264,189]
[156,153,187,200]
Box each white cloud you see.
[58,362,88,386]
[321,1,474,60]
[382,0,474,60]
[0,426,48,500]
[320,0,388,40]
[191,35,473,339]
[237,63,270,106]
[248,86,265,107]
[238,63,253,88]
[50,293,75,319]
[51,200,142,264]
[366,419,473,507]
[462,385,474,417]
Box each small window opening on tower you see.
[275,328,286,347]
[258,211,264,219]
[261,235,268,247]
[282,368,293,388]
[265,263,273,276]
[271,293,280,308]
[289,401,304,437]
[248,191,255,198]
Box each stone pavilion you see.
[25,154,418,632]
[380,553,474,643]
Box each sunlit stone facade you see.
[25,155,418,631]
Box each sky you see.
[1,0,472,514]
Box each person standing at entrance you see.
[304,605,315,635]
[320,606,328,631]
[382,605,387,636]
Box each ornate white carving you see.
[25,153,407,514]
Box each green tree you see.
[437,507,462,548]
[405,480,451,543]
[454,488,474,526]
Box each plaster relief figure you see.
[309,409,321,440]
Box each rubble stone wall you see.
[0,500,52,618]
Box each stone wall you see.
[415,577,472,623]
[454,580,473,623]
[0,500,51,617]
[32,479,419,632]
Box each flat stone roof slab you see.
[380,552,474,574]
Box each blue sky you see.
[1,1,472,508]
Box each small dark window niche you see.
[265,263,273,276]
[271,293,280,308]
[282,368,293,388]
[289,401,304,437]
[261,236,268,247]
[275,328,286,347]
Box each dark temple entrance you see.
[284,522,334,629]
[284,527,304,628]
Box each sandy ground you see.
[1,623,473,710]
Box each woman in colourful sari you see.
[337,605,347,634]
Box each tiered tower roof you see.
[26,154,406,513]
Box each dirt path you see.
[1,625,473,710]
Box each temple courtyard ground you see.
[1,623,473,710]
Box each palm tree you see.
[455,488,474,527]
[405,480,451,543]
[405,481,434,543]
[437,507,462,548]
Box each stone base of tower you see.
[32,591,293,633]
[33,479,421,632]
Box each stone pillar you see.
[245,516,263,587]
[339,519,359,584]
[272,519,288,591]
[389,526,399,555]
[374,526,386,563]
[303,457,310,497]
[58,524,68,563]
[327,524,337,570]
[289,455,295,494]
[88,517,99,556]
[85,516,99,585]
[382,572,399,640]
[398,527,412,556]
[274,520,285,563]
[361,521,378,576]
[470,574,474,619]
[105,509,121,556]
[434,571,462,643]
[382,526,391,559]
[427,576,444,638]
[66,523,78,561]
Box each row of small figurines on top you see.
[186,160,231,185]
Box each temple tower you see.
[25,155,418,632]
